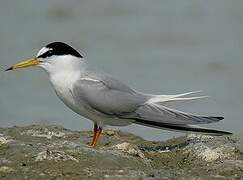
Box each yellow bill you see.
[5,58,41,71]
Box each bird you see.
[5,42,232,146]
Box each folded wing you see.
[72,75,148,116]
[72,74,229,135]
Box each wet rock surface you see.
[0,125,242,179]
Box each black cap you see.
[37,42,83,59]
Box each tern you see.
[6,42,232,146]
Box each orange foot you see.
[91,124,102,146]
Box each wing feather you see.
[122,102,223,125]
[72,76,147,116]
[72,73,223,126]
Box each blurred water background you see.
[0,0,242,140]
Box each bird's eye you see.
[45,50,53,56]
[47,50,53,55]
[37,50,54,58]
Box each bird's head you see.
[6,42,84,74]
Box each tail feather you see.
[134,119,232,135]
[138,91,221,125]
[166,96,208,102]
[165,90,203,98]
[122,91,229,134]
[149,91,207,104]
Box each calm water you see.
[0,0,243,140]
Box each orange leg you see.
[91,124,102,146]
[91,124,98,146]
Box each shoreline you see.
[0,124,242,179]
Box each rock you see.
[35,149,79,162]
[0,137,8,146]
[104,129,116,136]
[0,166,14,173]
[113,142,145,158]
[0,124,242,179]
[20,127,66,139]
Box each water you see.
[0,0,242,140]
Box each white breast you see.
[49,71,80,111]
[49,70,99,119]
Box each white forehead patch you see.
[36,47,52,57]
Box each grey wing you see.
[72,75,148,116]
[72,72,223,126]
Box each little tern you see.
[6,42,232,146]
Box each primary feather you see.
[121,99,223,125]
[134,119,231,135]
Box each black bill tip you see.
[5,66,13,71]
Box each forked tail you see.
[127,91,232,135]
